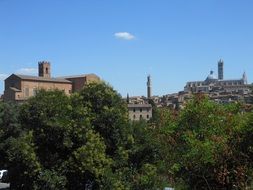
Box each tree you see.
[0,101,22,184]
[77,82,129,155]
[10,89,112,189]
[171,94,253,189]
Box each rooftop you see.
[56,73,99,79]
[127,104,152,108]
[14,74,72,83]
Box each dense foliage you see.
[0,83,253,189]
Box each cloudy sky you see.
[1,0,253,96]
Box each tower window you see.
[140,115,142,119]
[46,67,49,74]
[140,108,142,112]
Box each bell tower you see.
[38,61,51,78]
[218,59,224,80]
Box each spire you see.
[243,71,247,84]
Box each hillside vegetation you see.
[0,83,253,190]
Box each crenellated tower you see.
[38,61,51,78]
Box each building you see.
[184,60,250,94]
[128,104,152,121]
[3,61,100,102]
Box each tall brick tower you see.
[218,59,224,80]
[38,61,51,78]
[147,75,152,99]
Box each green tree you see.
[0,101,22,184]
[77,82,129,156]
[172,94,253,189]
[10,89,112,189]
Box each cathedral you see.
[184,60,250,95]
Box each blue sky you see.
[1,0,253,97]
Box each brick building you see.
[3,61,100,102]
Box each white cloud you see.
[114,32,135,40]
[0,74,8,81]
[0,68,38,81]
[15,68,37,75]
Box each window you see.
[46,67,49,74]
[140,108,142,112]
[133,108,136,112]
[32,88,37,96]
[133,115,136,120]
[24,88,29,97]
[140,115,142,119]
[147,114,149,119]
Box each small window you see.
[32,88,37,96]
[133,108,136,112]
[46,67,49,74]
[140,108,142,112]
[140,115,142,119]
[147,114,149,119]
[24,88,29,97]
[133,115,136,120]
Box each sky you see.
[1,0,253,97]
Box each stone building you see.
[184,60,250,94]
[3,61,100,102]
[128,104,152,121]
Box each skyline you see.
[1,0,253,96]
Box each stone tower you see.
[218,59,224,80]
[147,75,152,99]
[38,61,51,78]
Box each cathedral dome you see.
[206,70,217,81]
